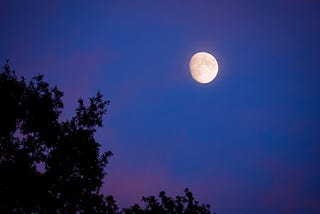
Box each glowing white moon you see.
[189,52,218,84]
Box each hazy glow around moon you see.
[189,52,218,84]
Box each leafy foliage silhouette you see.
[0,61,213,213]
[0,61,111,213]
[119,188,212,214]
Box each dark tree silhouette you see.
[121,188,212,214]
[0,61,112,213]
[0,61,213,213]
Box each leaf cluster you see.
[0,61,112,213]
[117,188,212,214]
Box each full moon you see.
[189,52,219,84]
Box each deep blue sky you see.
[1,0,320,213]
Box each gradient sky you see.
[1,0,320,213]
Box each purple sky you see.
[1,0,320,213]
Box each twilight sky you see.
[1,0,320,213]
